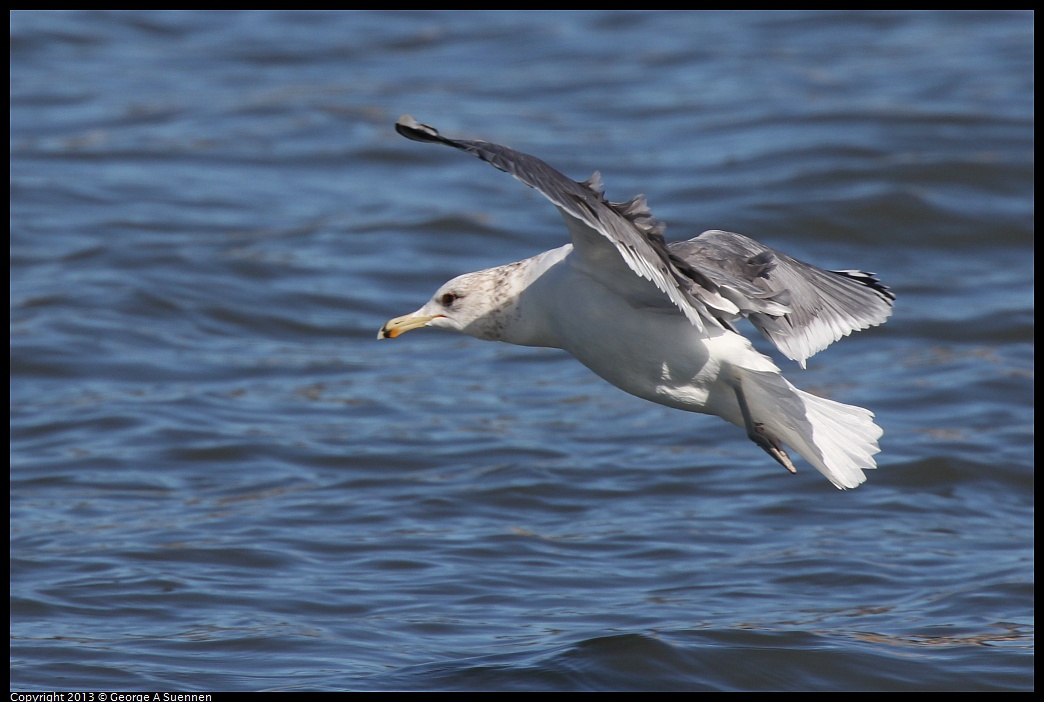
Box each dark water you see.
[10,11,1033,691]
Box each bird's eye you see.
[440,292,458,306]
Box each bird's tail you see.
[737,369,882,489]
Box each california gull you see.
[379,116,894,489]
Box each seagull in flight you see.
[380,116,893,489]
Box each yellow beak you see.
[378,313,442,339]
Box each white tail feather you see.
[737,369,882,489]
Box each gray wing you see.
[669,230,895,367]
[395,115,738,332]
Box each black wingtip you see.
[831,269,896,304]
[395,115,446,144]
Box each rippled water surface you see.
[11,10,1033,691]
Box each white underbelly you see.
[539,263,777,421]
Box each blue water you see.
[10,10,1033,691]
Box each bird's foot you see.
[750,422,797,474]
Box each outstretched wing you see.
[395,115,738,332]
[669,230,895,367]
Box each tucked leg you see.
[733,376,798,475]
